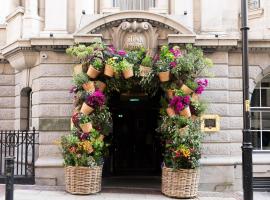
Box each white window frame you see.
[251,74,270,152]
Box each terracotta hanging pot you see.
[158,71,170,82]
[192,93,199,101]
[87,65,101,79]
[80,103,94,115]
[73,64,83,75]
[180,106,191,118]
[179,126,189,136]
[181,84,193,95]
[191,115,198,121]
[95,81,106,92]
[104,64,114,77]
[166,89,174,100]
[122,68,134,79]
[166,107,176,117]
[82,81,95,93]
[139,65,152,77]
[80,122,93,133]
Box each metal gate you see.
[0,128,38,184]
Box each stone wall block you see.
[229,91,242,103]
[0,120,14,130]
[40,51,75,64]
[32,91,73,104]
[207,78,228,90]
[205,52,228,64]
[0,75,15,85]
[0,64,14,75]
[229,78,242,91]
[206,103,228,116]
[0,109,15,120]
[0,97,15,108]
[209,64,228,77]
[39,118,70,131]
[201,91,228,103]
[203,131,231,143]
[0,86,15,96]
[32,77,72,91]
[39,131,69,145]
[39,144,62,157]
[200,165,234,183]
[32,104,73,118]
[202,143,231,155]
[228,104,242,117]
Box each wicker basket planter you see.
[162,167,200,198]
[65,165,103,195]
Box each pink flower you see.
[107,45,116,54]
[169,61,177,68]
[195,79,208,94]
[169,96,190,114]
[170,49,182,58]
[86,90,105,108]
[118,49,126,57]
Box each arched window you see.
[20,87,33,130]
[251,74,270,151]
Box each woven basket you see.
[65,165,102,195]
[162,167,200,198]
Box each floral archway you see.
[61,40,212,198]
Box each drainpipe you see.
[241,0,253,200]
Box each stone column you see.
[75,0,95,29]
[23,0,42,38]
[42,0,68,35]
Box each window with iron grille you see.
[251,74,270,151]
[248,0,260,9]
[112,0,156,10]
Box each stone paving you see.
[0,185,269,200]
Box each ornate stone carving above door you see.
[75,11,194,54]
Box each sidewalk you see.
[0,185,247,200]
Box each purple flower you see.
[107,45,116,54]
[195,86,204,94]
[195,79,208,94]
[170,49,182,58]
[69,86,77,93]
[169,96,190,114]
[118,49,126,57]
[80,132,89,140]
[86,90,105,108]
[169,61,177,68]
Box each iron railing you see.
[0,128,39,184]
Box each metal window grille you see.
[0,129,39,184]
[248,0,260,9]
[251,74,270,151]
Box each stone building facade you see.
[0,0,270,191]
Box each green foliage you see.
[185,79,198,91]
[191,100,207,116]
[126,48,146,65]
[155,60,170,72]
[141,55,153,67]
[119,59,133,71]
[79,114,91,124]
[92,58,103,70]
[174,89,185,97]
[139,70,160,96]
[66,44,93,60]
[163,120,203,169]
[72,73,89,88]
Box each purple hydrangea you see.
[118,49,126,57]
[86,90,105,108]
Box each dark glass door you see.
[108,93,162,176]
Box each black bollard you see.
[5,157,14,200]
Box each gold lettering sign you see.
[124,33,146,49]
[201,115,220,132]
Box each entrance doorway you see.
[105,92,162,177]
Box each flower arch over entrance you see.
[61,40,212,197]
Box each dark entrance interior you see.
[104,91,162,179]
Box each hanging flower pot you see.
[180,106,191,118]
[181,84,193,95]
[79,122,93,133]
[95,81,106,92]
[87,64,101,79]
[179,126,189,136]
[73,64,83,75]
[80,102,94,115]
[192,93,199,101]
[122,68,134,79]
[158,71,170,82]
[166,107,176,117]
[166,89,174,100]
[162,167,200,198]
[139,65,152,77]
[104,64,114,77]
[82,82,95,93]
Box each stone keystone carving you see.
[111,21,159,55]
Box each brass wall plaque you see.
[201,115,220,132]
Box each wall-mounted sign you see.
[201,115,220,132]
[123,33,146,49]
